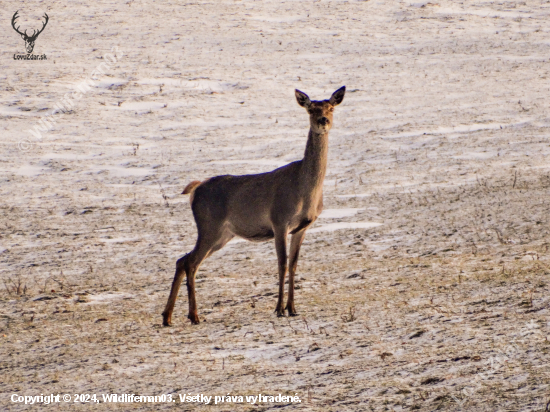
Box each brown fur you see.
[162,86,346,326]
[182,180,203,202]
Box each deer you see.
[11,11,49,54]
[162,86,346,326]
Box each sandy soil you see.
[1,0,550,410]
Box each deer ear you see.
[329,86,346,106]
[295,89,311,108]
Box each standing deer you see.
[11,11,49,54]
[162,86,346,326]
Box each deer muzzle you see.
[318,117,329,126]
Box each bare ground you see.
[1,0,550,411]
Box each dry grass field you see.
[1,0,550,410]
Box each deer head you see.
[12,11,49,54]
[295,86,346,134]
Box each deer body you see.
[162,86,345,326]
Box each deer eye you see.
[329,107,334,112]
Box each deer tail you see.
[182,180,203,202]
[182,180,202,195]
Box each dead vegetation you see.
[1,0,550,411]
[1,166,548,411]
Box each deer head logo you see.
[11,11,49,54]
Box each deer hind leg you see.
[286,228,307,316]
[162,254,189,326]
[187,230,236,324]
[162,229,232,326]
[184,247,206,325]
[274,228,288,317]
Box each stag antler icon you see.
[12,11,49,54]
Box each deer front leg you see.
[274,228,288,317]
[286,228,307,316]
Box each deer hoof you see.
[162,312,172,327]
[286,308,298,316]
[188,314,200,325]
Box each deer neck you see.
[300,129,329,194]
